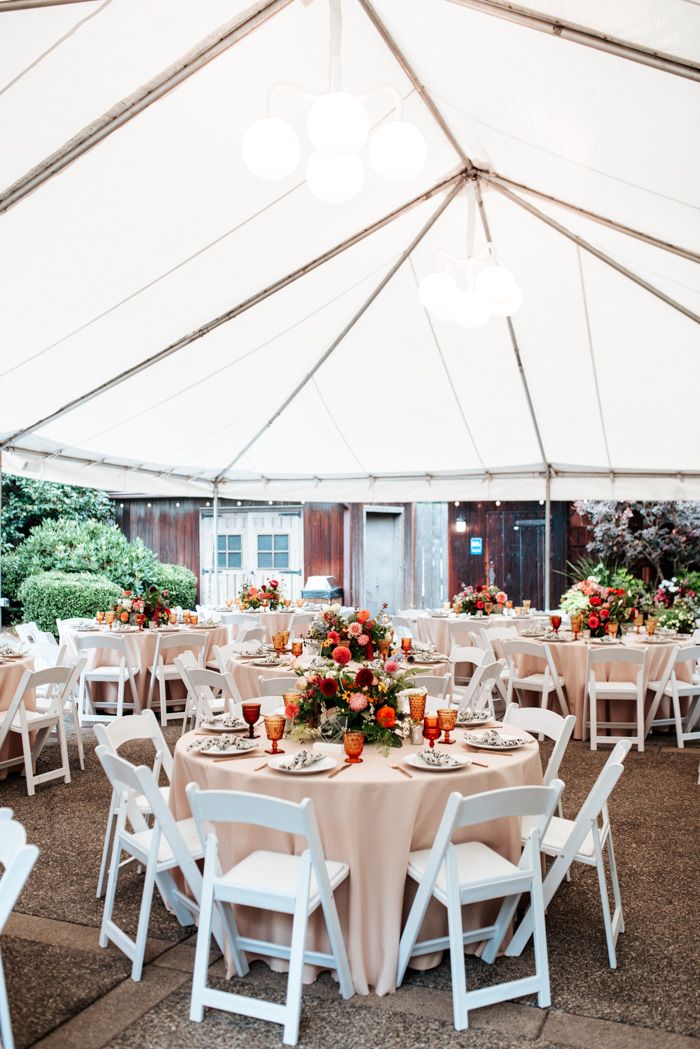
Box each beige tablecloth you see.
[171,733,542,995]
[228,656,297,699]
[514,636,690,739]
[0,656,35,778]
[61,626,229,709]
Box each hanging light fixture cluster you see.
[241,0,427,203]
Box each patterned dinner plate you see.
[405,751,472,772]
[463,730,533,750]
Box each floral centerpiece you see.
[307,605,391,661]
[238,578,284,611]
[560,577,637,637]
[142,585,171,625]
[452,583,507,615]
[289,656,413,753]
[110,590,140,625]
[654,576,699,635]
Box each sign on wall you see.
[470,536,483,555]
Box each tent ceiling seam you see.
[407,255,486,470]
[214,178,467,481]
[576,246,612,470]
[446,0,700,82]
[310,376,371,474]
[0,0,295,214]
[0,169,464,453]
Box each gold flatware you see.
[327,763,352,779]
[471,760,489,768]
[391,764,413,778]
[464,745,514,756]
[253,762,268,771]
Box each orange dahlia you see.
[376,705,396,728]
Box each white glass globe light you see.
[490,283,523,317]
[241,117,301,180]
[454,290,491,330]
[475,264,518,307]
[368,120,428,181]
[418,272,459,322]
[307,92,370,153]
[306,151,365,204]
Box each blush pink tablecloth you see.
[60,625,229,709]
[0,656,35,779]
[170,733,542,996]
[228,656,297,699]
[513,636,691,739]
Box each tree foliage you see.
[1,476,114,551]
[575,501,700,583]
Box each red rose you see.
[354,667,373,689]
[320,678,338,697]
[376,705,396,729]
[588,615,600,629]
[328,630,340,644]
[332,646,352,666]
[600,608,609,619]
[475,585,483,592]
[270,580,279,588]
[590,596,602,607]
[476,600,485,609]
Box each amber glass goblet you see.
[634,613,644,634]
[96,611,105,627]
[523,600,532,613]
[169,612,178,626]
[273,634,285,655]
[647,616,658,637]
[135,613,145,631]
[608,620,619,638]
[264,715,286,755]
[378,638,391,661]
[422,714,441,750]
[570,614,582,640]
[291,640,303,658]
[437,707,458,745]
[550,614,562,634]
[241,701,261,739]
[183,610,191,624]
[408,690,427,724]
[225,598,233,608]
[343,730,365,764]
[401,636,412,656]
[105,611,115,630]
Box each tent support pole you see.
[0,0,295,214]
[213,482,220,607]
[0,170,463,454]
[0,450,3,631]
[484,178,700,325]
[216,178,466,480]
[0,0,94,9]
[447,0,700,83]
[544,470,551,612]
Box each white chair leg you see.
[19,728,36,797]
[283,855,311,1046]
[70,696,85,771]
[636,691,645,753]
[131,850,158,981]
[190,866,215,1022]
[128,671,141,714]
[0,949,15,1049]
[159,666,168,726]
[589,684,598,750]
[445,848,468,1031]
[594,836,617,969]
[672,685,685,748]
[116,673,125,720]
[96,802,118,899]
[146,665,156,711]
[318,886,353,1000]
[529,840,551,1007]
[56,714,71,785]
[100,814,125,949]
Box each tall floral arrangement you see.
[654,576,699,634]
[560,577,637,637]
[452,583,507,615]
[290,657,412,752]
[238,578,284,610]
[110,586,170,625]
[307,606,391,661]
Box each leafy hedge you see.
[149,562,197,609]
[19,572,121,635]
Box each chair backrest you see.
[446,620,474,647]
[481,624,517,641]
[0,661,85,747]
[587,646,646,667]
[563,740,631,853]
[175,660,236,722]
[501,638,548,662]
[416,673,450,701]
[27,641,67,670]
[392,616,413,631]
[153,631,207,661]
[457,659,504,710]
[0,812,39,932]
[237,625,265,643]
[93,709,173,780]
[213,642,237,675]
[449,645,488,669]
[258,675,296,697]
[503,704,577,784]
[291,612,313,636]
[674,643,700,669]
[15,622,41,644]
[75,634,128,655]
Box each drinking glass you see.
[549,614,562,634]
[608,620,619,638]
[634,613,644,633]
[514,606,523,617]
[184,610,191,624]
[343,730,365,764]
[225,598,233,609]
[378,638,391,660]
[282,692,299,718]
[422,715,441,750]
[264,715,286,755]
[646,616,658,637]
[485,602,493,616]
[96,611,105,627]
[135,613,145,631]
[241,701,261,739]
[408,690,427,723]
[169,612,178,626]
[523,600,532,613]
[190,613,199,626]
[437,707,458,745]
[273,634,285,655]
[401,636,412,656]
[105,611,115,630]
[570,614,582,640]
[296,599,303,608]
[291,640,303,658]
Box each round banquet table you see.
[233,611,314,644]
[513,635,692,739]
[60,625,229,709]
[0,656,35,779]
[413,613,547,653]
[170,732,543,996]
[228,655,297,699]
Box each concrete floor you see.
[1,727,698,1049]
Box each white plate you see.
[268,754,337,775]
[405,751,472,772]
[455,714,493,727]
[199,715,248,733]
[252,659,283,667]
[463,730,533,751]
[188,738,260,757]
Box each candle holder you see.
[422,714,441,749]
[241,701,261,739]
[264,715,286,755]
[343,730,365,764]
[437,707,457,745]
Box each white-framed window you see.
[257,532,289,569]
[217,533,242,569]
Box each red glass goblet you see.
[241,701,261,739]
[422,714,441,750]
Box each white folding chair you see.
[186,784,353,1046]
[145,631,207,726]
[56,618,93,660]
[94,746,206,981]
[0,810,39,1049]
[291,612,313,637]
[508,740,631,968]
[448,645,489,701]
[645,644,700,747]
[75,635,141,722]
[504,704,576,816]
[416,673,451,704]
[446,619,474,650]
[175,660,237,731]
[237,625,266,644]
[14,622,44,645]
[93,710,173,899]
[397,781,563,1030]
[586,647,645,751]
[258,676,298,700]
[0,661,85,796]
[454,660,505,718]
[502,639,569,717]
[31,645,86,771]
[211,644,245,702]
[392,616,414,640]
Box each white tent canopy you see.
[1,0,698,500]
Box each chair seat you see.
[135,784,170,812]
[649,679,700,697]
[521,813,595,859]
[148,662,190,679]
[129,816,202,866]
[408,840,519,897]
[85,665,140,680]
[591,680,639,696]
[219,849,348,911]
[513,673,564,689]
[3,708,59,730]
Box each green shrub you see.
[19,571,121,635]
[149,562,197,608]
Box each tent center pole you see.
[544,470,551,613]
[213,483,220,607]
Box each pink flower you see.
[348,693,368,712]
[332,646,352,666]
[384,660,399,673]
[348,622,362,637]
[357,634,369,646]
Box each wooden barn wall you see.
[302,503,347,600]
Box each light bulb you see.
[418,272,458,321]
[241,117,301,180]
[453,290,490,330]
[307,92,369,153]
[476,263,519,308]
[306,151,365,204]
[368,121,428,181]
[490,283,523,317]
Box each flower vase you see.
[365,640,374,661]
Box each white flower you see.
[295,675,308,690]
[122,599,132,611]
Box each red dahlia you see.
[354,667,373,689]
[320,678,338,697]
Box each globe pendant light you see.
[475,264,522,316]
[307,91,370,153]
[241,117,301,181]
[306,150,365,204]
[454,290,490,330]
[368,120,428,182]
[419,272,459,322]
